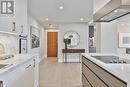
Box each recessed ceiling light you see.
[80,18,84,21]
[45,18,49,21]
[59,6,64,10]
[114,10,118,13]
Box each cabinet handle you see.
[0,81,3,87]
[12,22,15,31]
[25,64,31,69]
[33,59,36,68]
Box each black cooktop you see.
[91,56,130,64]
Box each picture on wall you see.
[119,33,130,48]
[30,26,40,48]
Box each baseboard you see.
[43,55,47,58]
[38,55,46,62]
[58,58,63,63]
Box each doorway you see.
[47,32,58,57]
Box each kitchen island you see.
[82,53,130,87]
[0,54,40,87]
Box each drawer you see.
[82,74,91,87]
[82,64,107,87]
[82,56,127,87]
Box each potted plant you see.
[63,38,71,49]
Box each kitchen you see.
[0,0,44,87]
[82,0,130,87]
[0,0,129,87]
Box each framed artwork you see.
[19,38,27,53]
[30,26,40,48]
[119,33,130,48]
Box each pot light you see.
[59,6,64,10]
[45,18,49,21]
[80,18,84,21]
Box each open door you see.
[47,32,58,57]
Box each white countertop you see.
[82,53,130,87]
[0,54,36,76]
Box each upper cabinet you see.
[15,0,28,35]
[0,0,28,35]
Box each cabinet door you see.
[16,59,35,87]
[82,64,107,87]
[15,0,27,35]
[0,63,25,87]
[82,74,91,87]
[0,59,35,87]
[34,60,39,87]
[0,18,15,33]
[23,63,35,87]
[82,57,127,87]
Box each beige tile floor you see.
[39,58,83,87]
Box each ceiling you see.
[28,0,93,24]
[94,0,110,14]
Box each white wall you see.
[96,14,130,54]
[58,23,89,62]
[117,14,130,54]
[27,15,45,59]
[100,20,118,53]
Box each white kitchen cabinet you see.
[34,58,40,87]
[0,58,35,87]
[0,18,16,33]
[22,60,35,87]
[15,0,28,35]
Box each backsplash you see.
[0,33,19,54]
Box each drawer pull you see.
[25,64,31,69]
[12,22,16,31]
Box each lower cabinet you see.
[82,56,127,87]
[21,61,35,87]
[82,74,91,87]
[82,64,107,87]
[0,58,39,87]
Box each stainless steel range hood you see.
[94,0,130,22]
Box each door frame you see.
[46,30,59,58]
